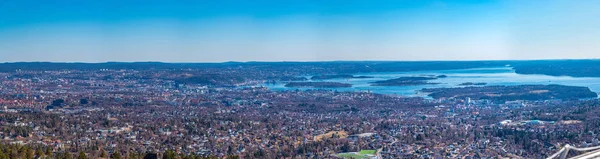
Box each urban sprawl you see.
[0,63,599,159]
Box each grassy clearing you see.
[358,150,376,155]
[336,153,369,159]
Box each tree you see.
[77,152,87,159]
[79,99,89,105]
[18,146,27,159]
[128,152,138,159]
[110,151,122,159]
[253,149,265,158]
[25,147,34,159]
[143,152,158,159]
[63,152,73,159]
[225,155,239,159]
[162,150,177,159]
[0,148,8,159]
[35,149,44,159]
[45,147,53,157]
[52,99,65,106]
[99,150,107,158]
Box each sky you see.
[1,0,599,62]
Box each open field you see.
[359,150,376,155]
[336,153,370,159]
[314,131,349,141]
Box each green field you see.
[336,150,376,159]
[358,150,376,155]
[336,153,369,159]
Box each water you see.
[261,67,600,97]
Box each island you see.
[311,74,374,80]
[458,82,487,86]
[285,82,352,88]
[421,84,598,101]
[370,77,440,86]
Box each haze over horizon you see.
[1,0,600,62]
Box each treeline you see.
[0,61,509,74]
[6,60,600,78]
[512,59,600,77]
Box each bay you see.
[261,67,600,98]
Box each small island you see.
[421,84,598,101]
[311,74,374,80]
[370,77,440,86]
[285,82,352,88]
[458,82,487,86]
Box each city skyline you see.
[1,0,600,62]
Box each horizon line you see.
[2,58,600,64]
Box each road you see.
[376,138,398,159]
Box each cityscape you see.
[3,0,600,159]
[0,61,599,158]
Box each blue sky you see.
[1,0,599,62]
